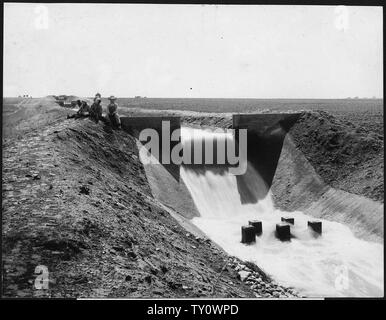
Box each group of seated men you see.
[67,93,121,129]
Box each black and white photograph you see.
[1,2,384,305]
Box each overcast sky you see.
[3,4,383,98]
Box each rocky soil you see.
[226,259,301,298]
[2,98,299,298]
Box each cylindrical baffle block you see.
[308,221,322,234]
[248,220,262,236]
[241,225,256,244]
[276,223,291,241]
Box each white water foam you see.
[180,127,384,297]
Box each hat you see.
[95,92,101,97]
[108,95,117,101]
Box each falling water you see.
[180,126,384,297]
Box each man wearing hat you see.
[94,92,101,102]
[106,95,121,129]
[90,97,103,123]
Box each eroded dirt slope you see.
[289,111,383,203]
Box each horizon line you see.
[4,96,383,100]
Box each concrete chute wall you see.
[272,133,383,243]
[121,116,200,219]
[233,113,301,203]
[121,116,181,181]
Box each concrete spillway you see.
[180,127,383,297]
[134,115,383,298]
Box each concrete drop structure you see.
[130,112,383,297]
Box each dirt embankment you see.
[269,111,383,243]
[288,111,383,203]
[2,99,298,298]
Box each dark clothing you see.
[107,102,118,115]
[90,102,103,123]
[107,102,121,129]
[78,101,90,114]
[67,101,90,119]
[107,112,121,129]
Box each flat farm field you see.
[116,98,384,135]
